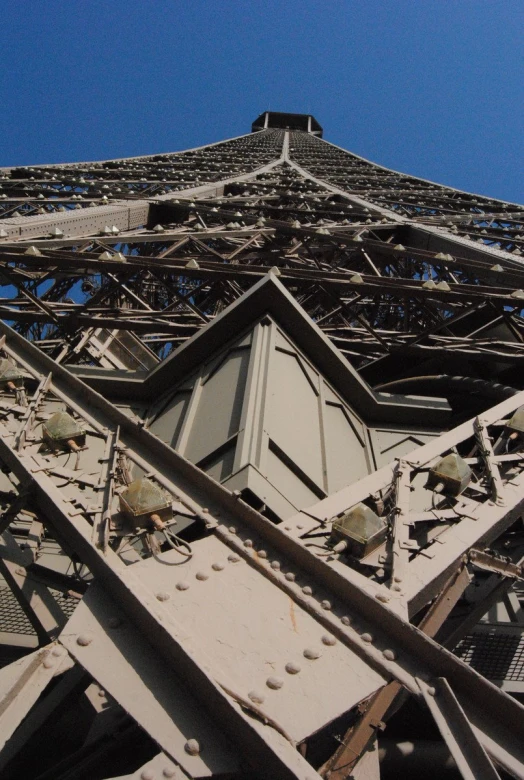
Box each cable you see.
[163,528,193,558]
[148,529,193,565]
[374,374,519,402]
[304,541,335,557]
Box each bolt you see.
[302,585,313,596]
[228,554,240,563]
[271,560,281,570]
[156,591,170,601]
[243,539,253,548]
[285,661,301,674]
[212,562,225,571]
[258,549,267,559]
[340,616,351,626]
[196,571,209,580]
[76,633,93,646]
[176,581,190,591]
[303,647,321,660]
[383,649,396,661]
[266,676,284,690]
[248,690,265,704]
[361,633,373,644]
[184,739,200,756]
[285,572,296,582]
[321,634,336,646]
[321,600,332,610]
[228,526,237,534]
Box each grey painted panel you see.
[324,402,369,492]
[265,447,320,511]
[267,348,324,488]
[150,390,191,448]
[185,346,250,463]
[223,465,299,520]
[202,442,237,482]
[370,427,441,469]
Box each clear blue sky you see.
[1,1,522,203]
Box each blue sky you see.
[1,1,522,202]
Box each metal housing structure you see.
[0,112,523,780]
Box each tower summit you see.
[0,114,523,780]
[252,110,323,136]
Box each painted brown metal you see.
[0,115,523,780]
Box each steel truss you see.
[0,113,523,780]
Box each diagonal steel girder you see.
[0,318,523,776]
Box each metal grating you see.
[454,630,524,682]
[0,585,78,636]
[0,586,34,634]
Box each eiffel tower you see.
[0,112,523,780]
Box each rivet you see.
[393,575,403,583]
[284,526,291,531]
[391,585,402,592]
[176,581,190,591]
[163,768,176,778]
[76,633,93,646]
[303,647,321,660]
[212,562,225,571]
[296,523,304,529]
[285,572,296,582]
[98,689,106,697]
[52,646,64,657]
[244,539,253,548]
[184,738,200,755]
[258,549,267,559]
[141,770,155,780]
[383,649,396,661]
[321,634,336,646]
[228,554,240,563]
[43,658,55,669]
[107,617,122,629]
[156,591,170,601]
[248,690,265,704]
[302,585,313,596]
[201,508,208,513]
[271,560,281,570]
[195,571,209,580]
[361,633,373,644]
[228,526,237,534]
[266,676,284,689]
[321,600,332,610]
[341,616,351,625]
[375,593,390,603]
[426,686,436,697]
[285,661,301,674]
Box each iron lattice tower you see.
[0,112,523,780]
